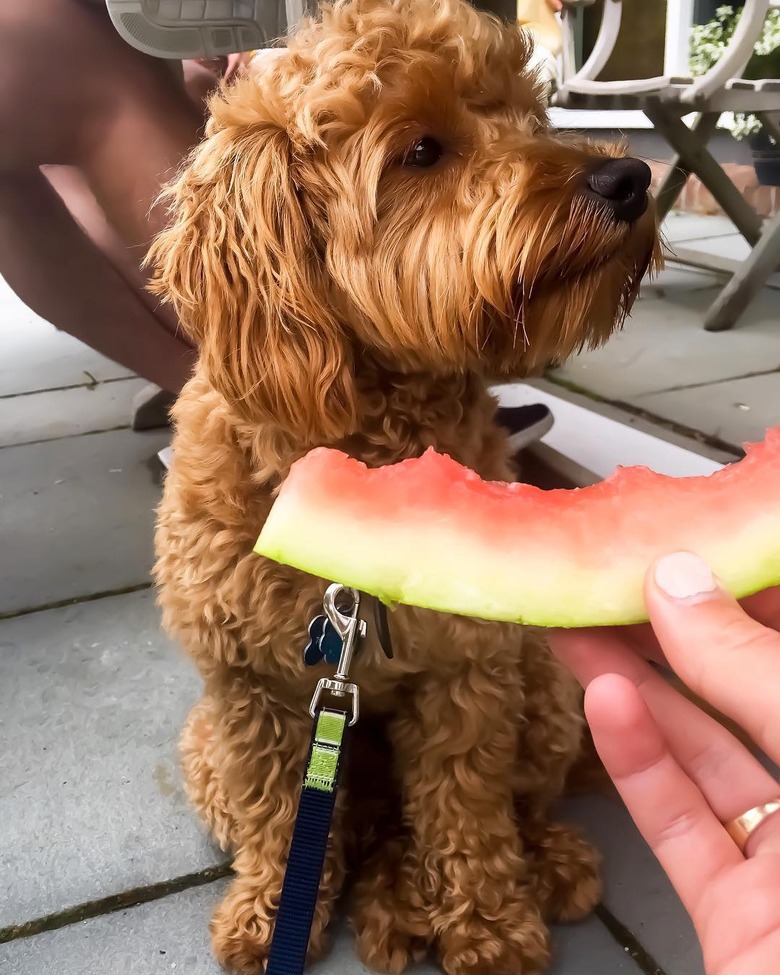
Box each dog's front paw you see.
[211,882,273,974]
[436,897,550,975]
[352,903,426,975]
[523,820,602,923]
[211,877,332,974]
[350,838,428,974]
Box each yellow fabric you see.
[516,0,562,57]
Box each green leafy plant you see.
[689,4,780,140]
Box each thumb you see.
[645,552,780,762]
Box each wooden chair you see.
[554,0,780,331]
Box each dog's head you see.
[150,0,659,441]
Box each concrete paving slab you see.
[666,232,780,289]
[0,278,132,397]
[639,263,727,299]
[640,262,726,301]
[564,794,704,975]
[546,914,645,974]
[0,589,223,930]
[1,427,168,615]
[552,278,780,400]
[0,378,147,448]
[631,371,779,449]
[661,213,738,243]
[669,231,750,263]
[0,879,644,975]
[0,882,226,975]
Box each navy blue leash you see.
[266,585,364,975]
[266,706,352,975]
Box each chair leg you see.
[652,112,720,222]
[704,212,780,331]
[644,105,764,246]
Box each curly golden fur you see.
[150,1,659,971]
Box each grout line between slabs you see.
[544,374,745,457]
[0,582,154,622]
[0,863,232,946]
[632,364,780,396]
[0,423,133,451]
[661,258,728,277]
[0,375,135,401]
[594,905,668,975]
[0,882,671,973]
[666,231,742,246]
[658,256,780,291]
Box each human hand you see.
[547,0,563,10]
[193,52,252,82]
[183,52,252,109]
[550,554,780,975]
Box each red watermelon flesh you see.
[254,428,780,627]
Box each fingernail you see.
[654,552,719,602]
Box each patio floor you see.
[551,212,780,453]
[2,211,777,975]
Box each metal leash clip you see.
[308,584,364,726]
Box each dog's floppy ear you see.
[148,101,356,442]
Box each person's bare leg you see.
[0,170,194,393]
[0,0,205,392]
[42,165,158,319]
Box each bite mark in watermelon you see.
[254,428,780,627]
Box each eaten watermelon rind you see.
[254,430,780,627]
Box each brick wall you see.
[646,160,780,217]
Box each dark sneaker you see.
[496,403,554,453]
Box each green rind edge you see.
[253,537,780,628]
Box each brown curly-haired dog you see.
[150,1,658,972]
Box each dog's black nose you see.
[584,158,652,223]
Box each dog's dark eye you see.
[403,137,444,168]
